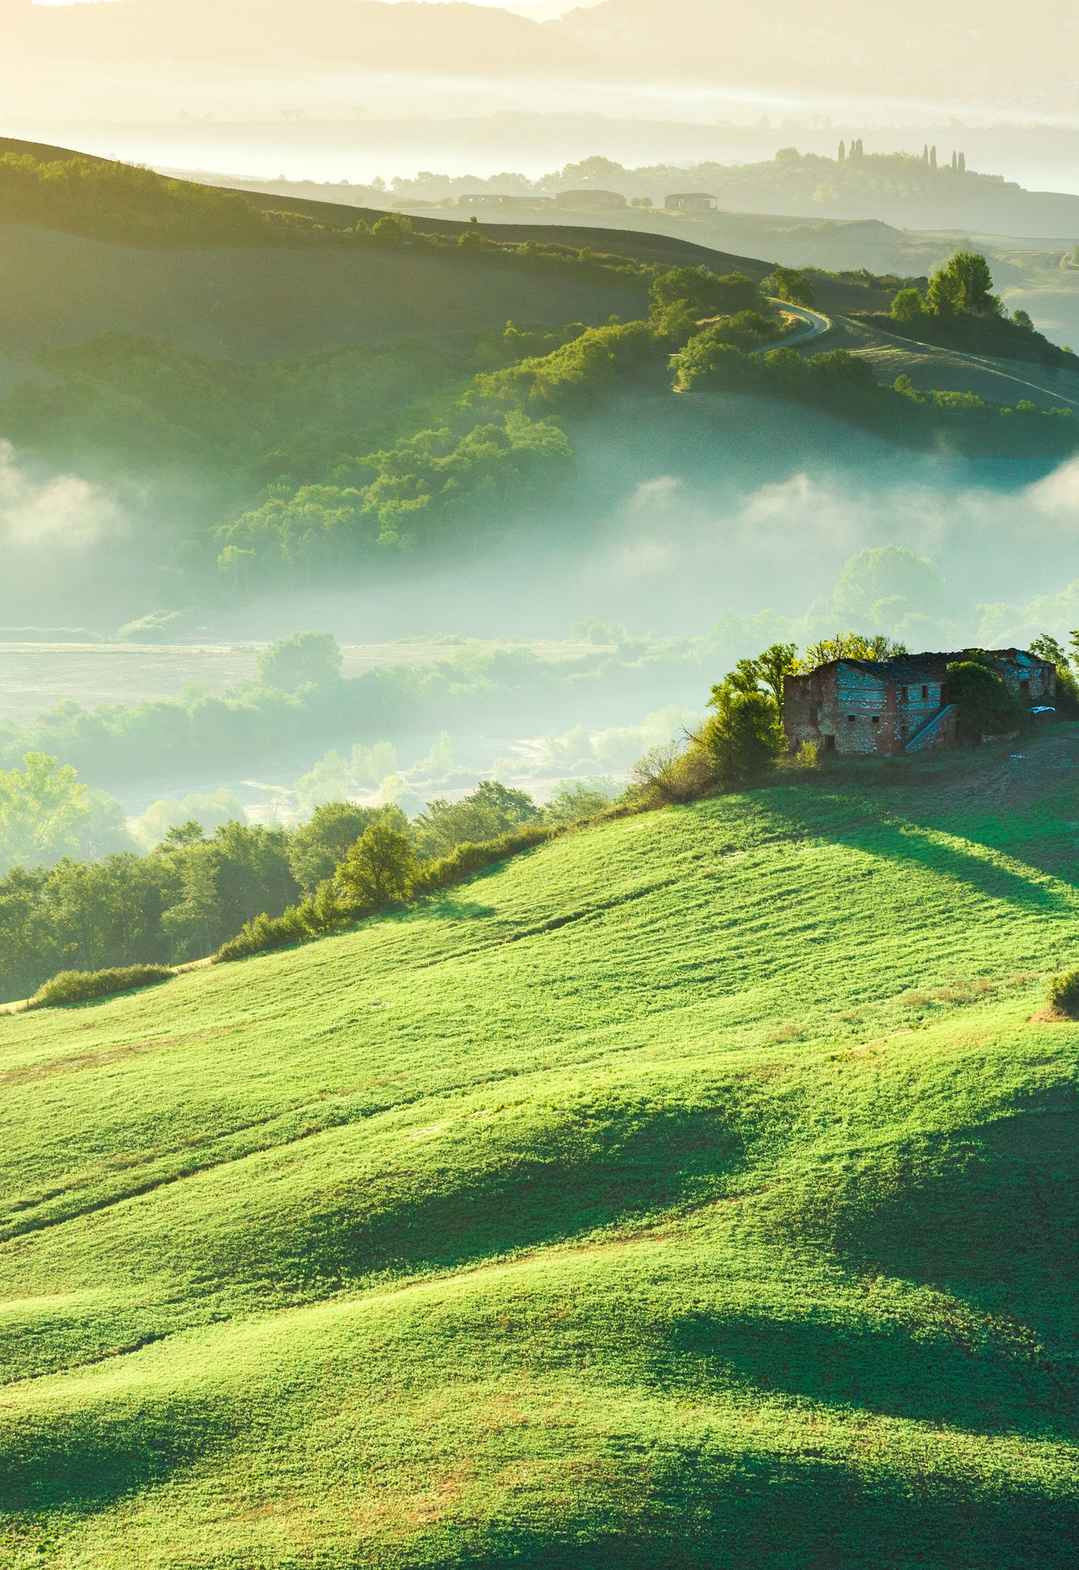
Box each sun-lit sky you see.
[30,0,598,12]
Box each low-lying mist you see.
[5,393,1079,839]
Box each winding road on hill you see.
[769,300,1079,409]
[854,314,1079,410]
[769,299,834,348]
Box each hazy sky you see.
[10,0,1079,190]
[29,0,599,11]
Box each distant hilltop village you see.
[837,140,968,174]
[313,145,1021,214]
[210,145,1079,237]
[454,143,984,215]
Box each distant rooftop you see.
[806,648,1048,682]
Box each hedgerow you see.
[214,822,562,965]
[30,964,174,1009]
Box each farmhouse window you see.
[922,685,929,700]
[847,714,857,722]
[900,686,908,701]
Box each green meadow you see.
[1,734,1077,1568]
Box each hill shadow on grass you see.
[763,788,1071,914]
[285,1107,747,1290]
[657,1306,1075,1439]
[435,1440,1079,1570]
[833,1106,1079,1349]
[422,897,499,921]
[0,1397,234,1515]
[765,1087,1079,1364]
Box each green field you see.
[0,219,650,366]
[1,733,1077,1567]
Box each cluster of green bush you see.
[218,411,573,571]
[217,817,561,963]
[884,252,1079,368]
[670,339,1075,451]
[1047,968,1079,1018]
[184,268,778,580]
[29,964,174,1010]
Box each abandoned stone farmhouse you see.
[783,648,1056,756]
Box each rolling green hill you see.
[0,138,679,364]
[0,136,887,364]
[1,733,1077,1568]
[2,136,1078,634]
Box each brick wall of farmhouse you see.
[783,649,1054,759]
[784,662,948,755]
[999,653,1056,702]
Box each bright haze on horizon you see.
[7,0,1079,191]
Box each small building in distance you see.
[665,192,718,212]
[783,648,1056,757]
[552,189,628,211]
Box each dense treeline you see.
[0,781,609,1004]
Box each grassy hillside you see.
[823,315,1079,412]
[0,139,672,363]
[0,224,649,364]
[1,732,1077,1567]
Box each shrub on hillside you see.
[1046,968,1079,1019]
[215,907,314,963]
[628,740,717,807]
[216,820,561,963]
[944,658,1024,742]
[412,822,556,895]
[335,810,417,908]
[31,964,173,1008]
[215,879,347,963]
[257,632,343,693]
[650,267,761,320]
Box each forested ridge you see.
[3,146,1078,624]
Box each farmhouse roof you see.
[800,648,1051,683]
